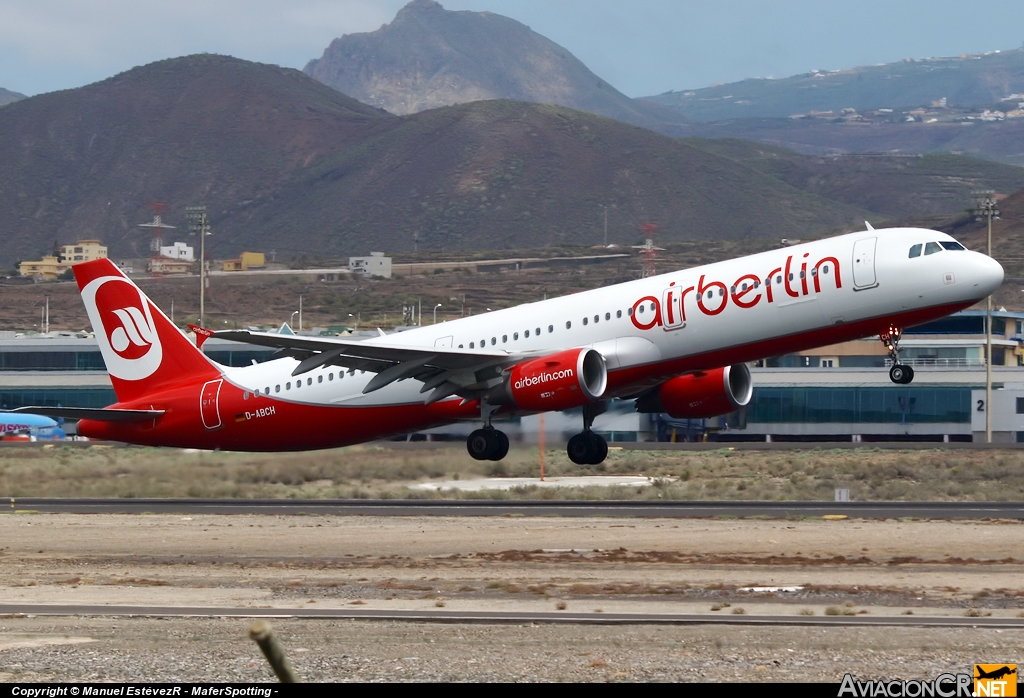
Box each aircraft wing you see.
[11,406,165,422]
[214,329,540,403]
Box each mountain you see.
[0,54,872,269]
[0,88,25,106]
[4,54,1019,271]
[304,0,670,128]
[644,49,1024,121]
[685,139,1024,218]
[0,55,391,266]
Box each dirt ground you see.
[0,513,1021,682]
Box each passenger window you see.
[616,310,622,318]
[243,392,249,400]
[318,375,323,384]
[275,385,281,393]
[924,242,942,255]
[940,241,965,251]
[909,244,922,258]
[470,342,475,348]
[502,335,507,343]
[265,387,270,394]
[605,312,610,321]
[548,325,554,333]
[535,327,541,335]
[583,317,588,325]
[307,378,312,386]
[513,332,519,340]
[776,275,782,284]
[458,344,463,348]
[286,382,291,390]
[627,308,632,316]
[566,321,571,329]
[822,265,830,274]
[593,315,599,323]
[524,330,530,338]
[491,337,496,345]
[328,373,333,381]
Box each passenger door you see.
[200,379,223,430]
[852,238,878,290]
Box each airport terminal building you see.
[4,309,1024,443]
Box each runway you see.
[2,604,1022,628]
[8,497,1024,518]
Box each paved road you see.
[0,604,1021,628]
[7,498,1024,518]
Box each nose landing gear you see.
[567,402,608,465]
[881,326,914,384]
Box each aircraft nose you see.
[974,252,1004,296]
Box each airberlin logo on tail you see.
[82,276,163,381]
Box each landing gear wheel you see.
[467,429,491,461]
[466,428,509,461]
[567,431,608,465]
[889,364,914,384]
[567,433,590,465]
[490,429,509,461]
[587,432,608,465]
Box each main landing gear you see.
[566,402,608,466]
[881,326,914,385]
[467,426,509,461]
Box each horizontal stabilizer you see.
[12,406,164,422]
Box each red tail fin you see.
[74,259,221,403]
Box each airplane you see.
[15,226,1003,464]
[0,411,67,440]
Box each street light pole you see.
[973,191,1000,444]
[433,303,442,324]
[185,205,211,327]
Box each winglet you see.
[188,324,215,348]
[865,221,874,231]
[377,328,387,337]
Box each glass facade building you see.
[746,387,973,424]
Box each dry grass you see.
[1,444,1023,500]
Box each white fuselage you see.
[218,227,1003,411]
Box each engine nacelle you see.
[505,348,607,412]
[636,364,753,419]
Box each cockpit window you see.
[940,241,965,251]
[908,244,922,258]
[924,242,942,256]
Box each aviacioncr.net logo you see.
[82,276,163,381]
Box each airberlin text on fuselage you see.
[631,253,842,331]
[514,368,574,390]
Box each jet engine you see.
[503,348,607,412]
[636,364,752,418]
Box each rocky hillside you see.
[4,54,1021,270]
[645,49,1024,121]
[0,87,25,106]
[304,0,670,128]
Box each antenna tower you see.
[139,202,176,254]
[632,222,663,278]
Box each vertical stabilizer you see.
[74,259,221,403]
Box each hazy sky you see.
[3,0,1024,98]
